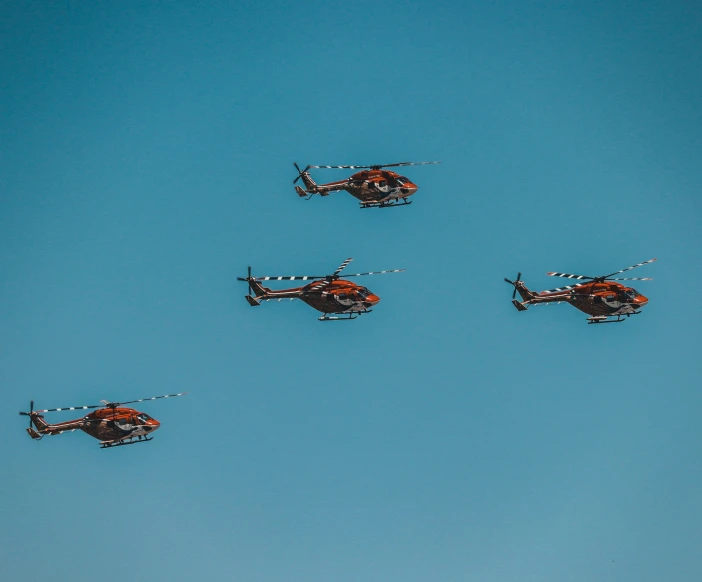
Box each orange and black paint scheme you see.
[238,258,403,321]
[504,258,656,324]
[19,393,186,448]
[293,162,440,208]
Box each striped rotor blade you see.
[546,272,593,280]
[344,269,405,277]
[116,392,188,406]
[253,275,326,281]
[332,258,354,277]
[35,404,102,413]
[308,280,331,293]
[608,277,653,281]
[309,164,370,170]
[377,161,441,168]
[603,258,657,279]
[542,282,587,294]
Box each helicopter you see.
[504,258,657,324]
[238,258,403,320]
[19,393,186,448]
[293,161,440,208]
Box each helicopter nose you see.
[364,293,380,307]
[636,295,648,307]
[144,419,160,432]
[400,184,418,196]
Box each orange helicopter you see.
[19,393,186,448]
[238,258,403,320]
[504,258,656,324]
[293,161,440,208]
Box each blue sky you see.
[1,1,701,581]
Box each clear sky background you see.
[1,1,701,581]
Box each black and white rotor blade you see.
[331,258,354,277]
[309,164,371,170]
[373,161,441,168]
[343,269,405,277]
[248,275,327,282]
[602,258,657,280]
[112,392,188,407]
[308,279,332,293]
[309,162,441,170]
[542,282,587,294]
[33,404,103,413]
[607,277,653,281]
[546,271,593,280]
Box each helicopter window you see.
[137,413,151,423]
[357,288,370,299]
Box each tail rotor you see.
[504,272,521,299]
[237,266,254,294]
[19,400,35,428]
[19,400,44,439]
[504,273,529,311]
[293,163,310,184]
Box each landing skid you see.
[360,198,412,209]
[587,311,641,324]
[318,309,372,321]
[100,435,153,449]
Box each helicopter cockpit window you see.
[624,289,637,300]
[137,413,152,423]
[357,288,370,299]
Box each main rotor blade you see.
[546,271,593,280]
[601,258,657,279]
[113,392,188,407]
[33,404,103,413]
[331,258,354,277]
[309,164,371,170]
[374,161,442,168]
[242,275,327,281]
[307,279,332,293]
[542,282,587,294]
[238,257,353,282]
[607,277,653,281]
[342,269,405,277]
[309,161,441,170]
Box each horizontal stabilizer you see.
[295,185,307,197]
[26,427,42,440]
[246,295,261,307]
[512,299,528,312]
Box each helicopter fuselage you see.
[28,407,161,442]
[303,169,419,204]
[518,281,649,317]
[248,279,380,315]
